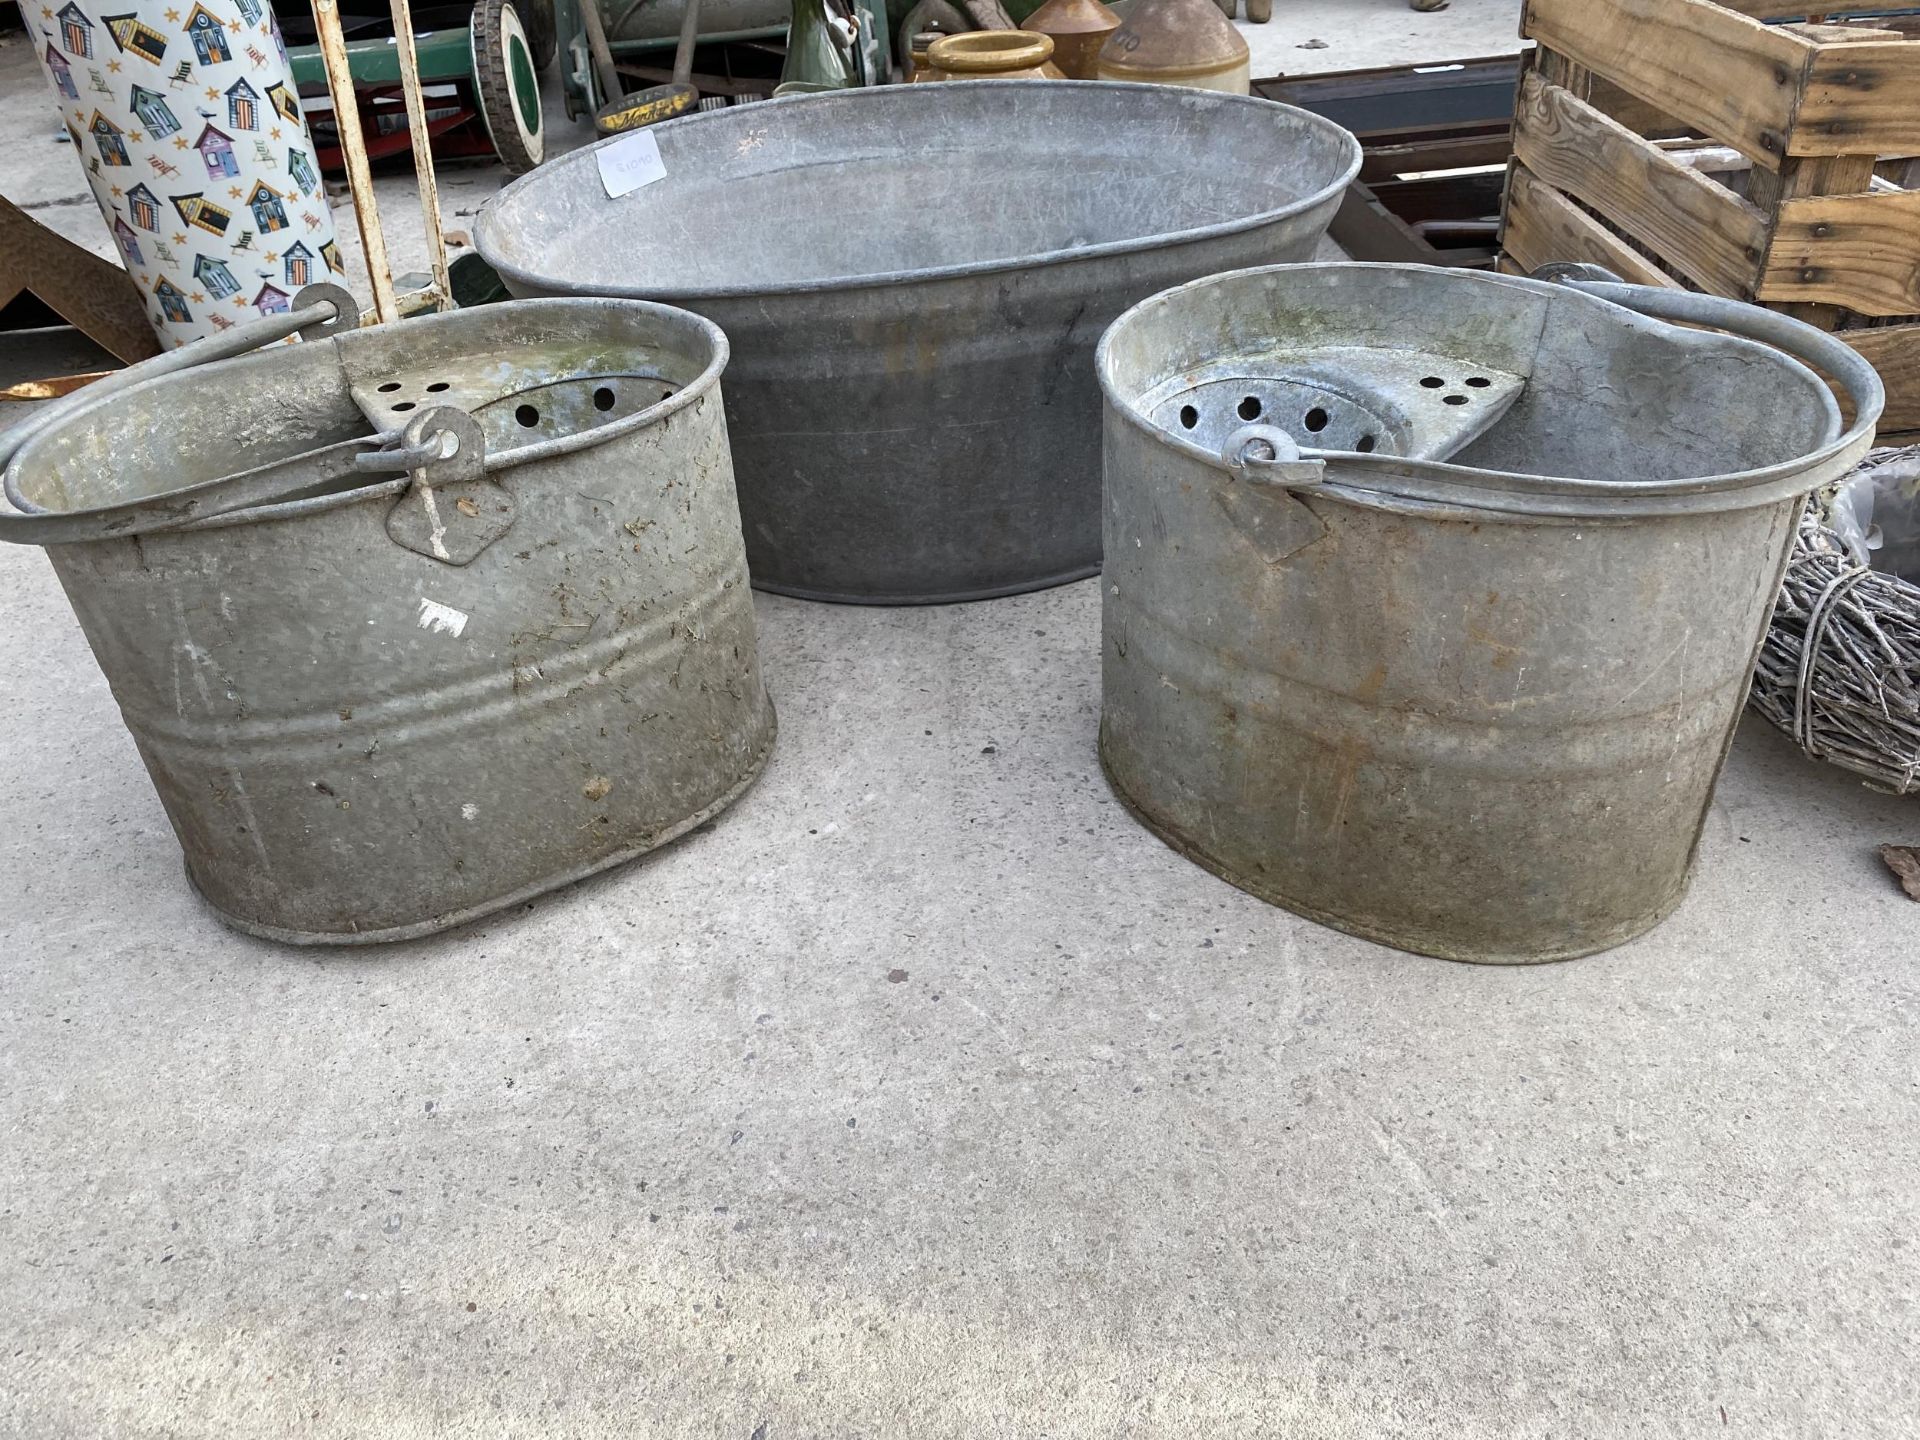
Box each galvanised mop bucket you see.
[0,286,775,944]
[476,81,1360,603]
[1096,263,1883,963]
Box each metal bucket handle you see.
[1547,269,1885,461]
[1222,269,1886,489]
[0,284,488,549]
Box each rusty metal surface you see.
[0,195,163,365]
[3,297,775,943]
[1096,264,1882,963]
[476,81,1360,603]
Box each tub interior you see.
[8,303,720,520]
[1105,265,1841,484]
[479,82,1359,294]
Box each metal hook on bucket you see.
[1223,424,1327,489]
[0,285,430,548]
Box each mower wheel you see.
[471,0,547,174]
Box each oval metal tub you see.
[477,81,1360,603]
[1097,264,1883,963]
[2,294,775,944]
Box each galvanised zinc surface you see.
[8,299,774,942]
[477,81,1361,603]
[1096,265,1879,962]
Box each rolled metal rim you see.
[3,296,731,536]
[474,81,1363,302]
[1097,262,1877,522]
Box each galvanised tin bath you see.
[0,289,774,944]
[1096,264,1883,963]
[476,80,1360,603]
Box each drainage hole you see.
[1443,394,1469,406]
[1178,404,1199,430]
[1303,406,1329,432]
[1355,433,1377,453]
[376,381,402,393]
[1236,395,1262,421]
[391,401,416,412]
[1419,376,1445,389]
[426,381,451,393]
[515,403,541,428]
[1465,376,1492,388]
[593,385,617,412]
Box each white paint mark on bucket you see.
[416,598,470,638]
[461,803,479,821]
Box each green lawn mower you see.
[275,0,554,174]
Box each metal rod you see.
[310,0,399,323]
[387,0,451,311]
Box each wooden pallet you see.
[1502,0,1920,431]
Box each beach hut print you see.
[281,241,314,287]
[56,3,93,56]
[226,77,258,130]
[172,192,233,236]
[153,276,192,324]
[103,13,168,63]
[89,111,130,165]
[287,146,317,194]
[45,45,79,98]
[247,179,288,233]
[111,215,144,266]
[183,3,231,64]
[127,182,160,229]
[252,282,290,315]
[194,122,237,179]
[235,0,262,22]
[129,84,180,138]
[192,252,240,298]
[320,239,341,274]
[266,81,300,124]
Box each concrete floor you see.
[6,3,1920,1436]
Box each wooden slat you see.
[1524,0,1812,168]
[1762,189,1920,314]
[1500,164,1682,288]
[1584,75,1697,140]
[1716,2,1905,20]
[1359,131,1512,183]
[1329,183,1436,265]
[1842,322,1920,431]
[1780,24,1902,44]
[1794,41,1920,159]
[1513,71,1768,295]
[1749,153,1878,328]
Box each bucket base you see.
[1098,738,1691,966]
[752,561,1102,607]
[187,699,777,947]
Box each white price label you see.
[596,130,668,199]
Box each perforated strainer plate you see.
[349,367,677,454]
[1142,347,1527,463]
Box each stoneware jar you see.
[1096,0,1249,93]
[1022,0,1120,79]
[923,29,1065,80]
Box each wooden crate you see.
[1501,0,1920,431]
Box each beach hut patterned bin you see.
[27,0,340,347]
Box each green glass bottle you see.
[777,0,860,91]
